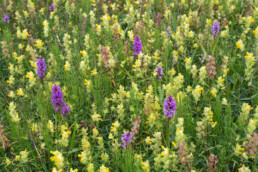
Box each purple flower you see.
[51,85,65,111]
[121,131,132,149]
[51,85,70,116]
[3,14,10,23]
[37,56,47,79]
[61,103,70,116]
[211,21,220,37]
[163,95,176,119]
[49,4,55,12]
[133,35,142,56]
[155,66,163,80]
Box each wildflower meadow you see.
[0,0,258,171]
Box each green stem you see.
[41,78,44,91]
[212,37,219,55]
[58,112,62,131]
[166,118,170,148]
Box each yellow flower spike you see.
[253,29,258,36]
[218,78,225,83]
[207,19,212,25]
[236,42,241,48]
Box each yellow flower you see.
[91,69,97,75]
[218,78,225,83]
[236,40,244,51]
[253,27,258,38]
[236,42,241,48]
[92,113,102,122]
[206,19,212,25]
[35,39,44,48]
[198,87,203,94]
[17,88,24,96]
[50,151,64,169]
[70,168,78,172]
[46,72,51,78]
[26,72,31,78]
[64,61,71,71]
[80,50,86,57]
[5,158,11,165]
[173,50,178,56]
[141,161,150,172]
[84,79,88,85]
[99,164,109,172]
[211,88,217,97]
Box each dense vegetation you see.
[0,0,257,171]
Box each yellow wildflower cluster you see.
[9,102,20,123]
[50,150,64,170]
[59,125,71,147]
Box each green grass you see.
[0,0,257,171]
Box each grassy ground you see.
[0,0,257,171]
